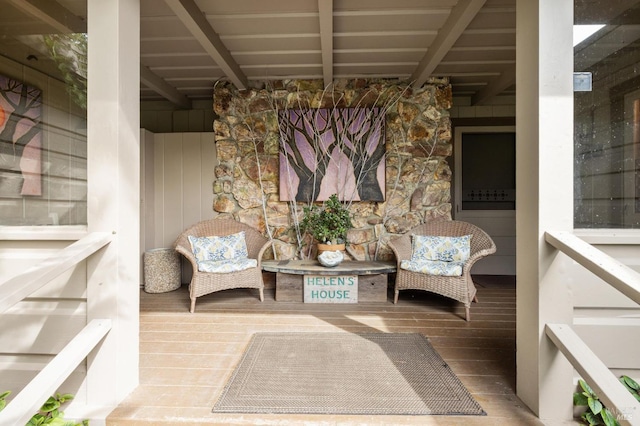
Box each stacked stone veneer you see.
[212,78,453,261]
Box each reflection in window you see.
[0,29,87,226]
[574,0,640,228]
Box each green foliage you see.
[0,391,88,426]
[300,194,353,244]
[43,34,87,110]
[620,375,640,402]
[573,376,640,426]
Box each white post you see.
[516,0,575,421]
[86,0,140,414]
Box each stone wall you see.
[212,78,453,261]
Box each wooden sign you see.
[303,275,358,303]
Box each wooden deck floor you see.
[106,275,548,425]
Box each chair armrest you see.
[388,235,412,266]
[255,240,271,267]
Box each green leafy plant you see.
[573,376,639,426]
[620,375,640,402]
[0,391,88,425]
[300,194,353,245]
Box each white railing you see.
[545,230,640,426]
[0,233,112,425]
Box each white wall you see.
[570,232,640,380]
[0,235,89,401]
[141,131,216,284]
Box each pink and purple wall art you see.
[278,107,385,202]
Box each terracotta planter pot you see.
[317,243,345,255]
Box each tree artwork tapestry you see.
[278,107,385,202]
[0,75,43,197]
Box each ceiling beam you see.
[471,65,515,105]
[140,65,192,110]
[7,0,86,33]
[318,0,333,88]
[411,0,486,88]
[164,0,248,90]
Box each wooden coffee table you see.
[261,259,396,303]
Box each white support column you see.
[86,0,140,414]
[516,0,575,421]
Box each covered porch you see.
[108,276,544,425]
[0,0,639,425]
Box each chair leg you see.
[393,290,399,304]
[190,297,196,313]
[259,288,264,302]
[465,305,471,321]
[473,295,479,303]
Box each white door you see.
[453,126,516,275]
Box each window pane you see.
[0,4,87,226]
[574,0,640,228]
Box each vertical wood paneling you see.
[152,135,165,249]
[172,111,189,132]
[200,134,216,220]
[162,134,184,248]
[188,110,205,132]
[182,134,203,228]
[145,132,216,252]
[140,130,155,284]
[142,132,216,284]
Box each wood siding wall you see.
[141,132,216,285]
[570,240,640,379]
[0,238,88,403]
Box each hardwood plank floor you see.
[106,275,554,425]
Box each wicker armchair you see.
[388,220,496,321]
[174,219,270,313]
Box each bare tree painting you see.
[278,107,385,202]
[0,75,43,197]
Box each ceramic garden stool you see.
[143,248,181,293]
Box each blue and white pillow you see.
[411,234,472,263]
[188,231,249,265]
[196,258,257,273]
[400,259,464,276]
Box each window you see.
[0,5,87,226]
[574,0,640,228]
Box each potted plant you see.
[300,193,353,253]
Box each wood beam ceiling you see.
[140,65,192,110]
[472,65,515,105]
[318,0,333,89]
[411,0,486,88]
[164,0,248,90]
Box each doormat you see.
[212,332,485,416]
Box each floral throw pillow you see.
[197,258,258,273]
[188,231,249,267]
[411,234,472,263]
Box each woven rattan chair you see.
[388,220,496,321]
[174,219,270,313]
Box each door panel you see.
[454,126,516,275]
